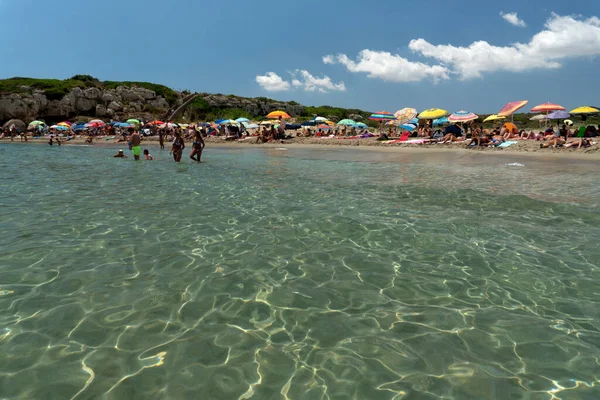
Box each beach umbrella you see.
[368,111,396,121]
[126,119,140,126]
[29,120,45,126]
[498,100,528,117]
[89,119,105,125]
[317,124,331,130]
[324,120,336,126]
[51,125,68,131]
[58,121,72,126]
[235,118,250,123]
[547,111,570,120]
[355,122,368,129]
[314,116,327,122]
[418,108,448,119]
[569,106,599,115]
[218,120,239,125]
[433,117,449,126]
[399,123,417,131]
[147,120,164,126]
[394,108,418,124]
[260,120,275,125]
[531,102,565,113]
[448,110,478,122]
[4,119,26,130]
[483,115,506,123]
[159,123,179,129]
[115,122,134,128]
[530,115,548,121]
[245,124,259,129]
[72,123,87,131]
[564,119,574,126]
[266,110,291,119]
[337,119,357,126]
[85,122,104,128]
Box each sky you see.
[1,0,599,113]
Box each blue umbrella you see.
[215,119,227,124]
[235,118,250,123]
[547,110,570,120]
[399,123,417,131]
[55,125,69,131]
[355,122,368,129]
[72,123,87,131]
[433,117,449,126]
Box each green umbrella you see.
[337,119,357,126]
[126,119,140,126]
[29,120,45,126]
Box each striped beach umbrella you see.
[418,108,448,120]
[394,108,418,124]
[498,100,528,117]
[368,111,396,121]
[448,110,478,122]
[531,102,565,113]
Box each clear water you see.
[1,143,599,399]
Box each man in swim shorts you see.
[129,127,141,161]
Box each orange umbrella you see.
[498,100,528,117]
[147,120,165,125]
[531,102,565,113]
[266,110,291,119]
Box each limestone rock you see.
[108,101,123,111]
[95,104,107,118]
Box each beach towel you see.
[497,140,518,148]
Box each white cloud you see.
[292,70,346,92]
[408,14,600,79]
[255,72,291,91]
[323,50,450,83]
[500,11,527,27]
[256,70,345,93]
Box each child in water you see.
[143,149,154,160]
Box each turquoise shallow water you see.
[1,143,599,399]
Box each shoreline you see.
[2,135,599,161]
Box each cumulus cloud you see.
[255,72,291,91]
[322,50,450,83]
[323,14,600,82]
[500,11,527,27]
[409,13,600,79]
[256,70,345,93]
[291,70,346,92]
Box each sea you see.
[1,143,599,399]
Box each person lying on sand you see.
[564,138,593,149]
[540,137,565,148]
[439,123,464,143]
[113,149,128,158]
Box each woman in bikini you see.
[170,131,185,162]
[190,131,205,163]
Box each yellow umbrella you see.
[57,122,71,127]
[483,115,506,123]
[418,108,448,120]
[570,106,599,114]
[266,110,291,119]
[324,120,335,126]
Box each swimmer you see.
[113,149,128,158]
[143,149,154,160]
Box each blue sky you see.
[1,0,599,113]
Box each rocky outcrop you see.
[198,94,305,117]
[0,85,174,122]
[0,83,322,123]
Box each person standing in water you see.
[170,131,185,162]
[190,130,205,163]
[129,127,141,161]
[158,130,165,150]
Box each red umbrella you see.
[498,100,528,117]
[147,120,165,126]
[317,124,331,130]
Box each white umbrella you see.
[314,117,327,122]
